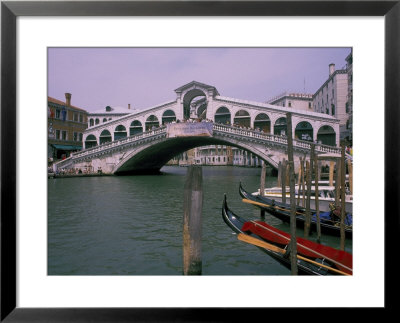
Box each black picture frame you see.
[1,1,399,321]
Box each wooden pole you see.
[260,162,267,218]
[281,159,287,204]
[314,153,321,243]
[183,166,203,275]
[285,163,290,186]
[340,145,346,251]
[335,160,341,206]
[297,157,302,206]
[301,157,306,208]
[277,161,282,188]
[286,112,298,275]
[347,159,353,195]
[304,160,311,238]
[329,160,335,186]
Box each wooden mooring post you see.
[340,145,346,251]
[183,166,203,275]
[314,152,321,244]
[286,112,298,275]
[259,162,267,218]
[281,159,287,204]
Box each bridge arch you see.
[113,134,279,175]
[130,120,143,136]
[182,89,207,120]
[162,110,177,124]
[99,129,112,145]
[274,117,287,136]
[317,125,336,146]
[254,113,271,133]
[214,106,231,125]
[233,109,251,127]
[114,125,127,140]
[145,115,159,131]
[84,134,97,149]
[295,121,313,142]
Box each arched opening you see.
[295,121,313,142]
[145,115,159,131]
[95,118,100,125]
[233,110,251,128]
[182,89,207,120]
[130,120,143,136]
[317,125,336,146]
[84,134,97,149]
[89,119,94,127]
[103,118,108,123]
[162,110,177,125]
[254,113,271,133]
[274,117,287,136]
[114,125,127,140]
[99,129,112,145]
[214,106,231,125]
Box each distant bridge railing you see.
[213,123,341,155]
[54,123,342,171]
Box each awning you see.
[52,144,82,151]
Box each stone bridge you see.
[55,122,341,175]
[54,81,342,175]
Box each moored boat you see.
[239,183,352,238]
[253,183,352,213]
[222,195,353,275]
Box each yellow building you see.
[48,93,88,162]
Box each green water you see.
[48,166,351,275]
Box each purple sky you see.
[48,47,351,112]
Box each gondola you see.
[222,195,353,276]
[239,183,353,239]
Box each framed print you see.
[1,0,399,321]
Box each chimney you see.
[65,93,71,106]
[128,103,131,110]
[329,63,335,76]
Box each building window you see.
[95,118,100,125]
[89,119,94,127]
[56,129,60,139]
[55,109,60,119]
[79,114,83,123]
[74,113,78,122]
[79,133,83,142]
[62,130,67,140]
[288,101,292,107]
[73,132,78,141]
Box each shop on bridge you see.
[317,125,336,146]
[233,110,251,128]
[295,121,313,142]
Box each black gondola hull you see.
[222,195,334,276]
[239,183,352,239]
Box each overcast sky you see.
[48,47,351,112]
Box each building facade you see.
[48,93,88,161]
[267,92,313,112]
[344,50,353,144]
[312,63,349,140]
[167,145,262,168]
[87,104,137,127]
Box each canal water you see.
[48,166,352,275]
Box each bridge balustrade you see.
[54,123,342,171]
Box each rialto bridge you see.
[54,81,341,175]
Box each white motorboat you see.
[253,184,353,213]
